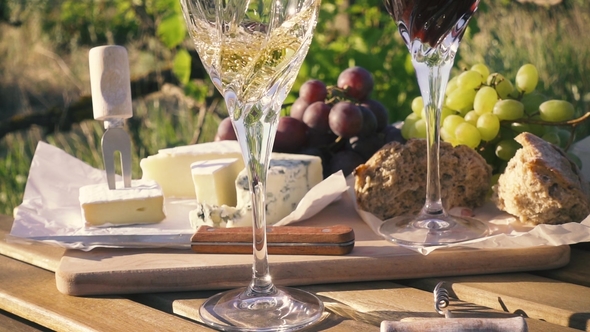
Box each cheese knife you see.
[191,225,355,255]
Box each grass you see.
[1,1,590,216]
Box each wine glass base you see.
[378,213,489,247]
[199,286,324,332]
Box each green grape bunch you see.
[401,63,589,175]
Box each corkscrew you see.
[379,281,528,331]
[433,281,453,318]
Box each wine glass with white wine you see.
[180,0,323,330]
[378,0,489,246]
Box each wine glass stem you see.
[413,57,454,217]
[250,175,274,293]
[231,99,278,296]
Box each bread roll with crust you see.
[354,139,492,220]
[492,132,590,225]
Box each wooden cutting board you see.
[55,194,570,296]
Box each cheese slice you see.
[79,179,165,227]
[189,153,323,228]
[140,140,243,198]
[191,158,243,206]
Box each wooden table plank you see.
[0,254,212,332]
[0,309,50,332]
[405,275,590,331]
[0,215,63,272]
[301,281,576,332]
[129,291,381,331]
[535,248,590,287]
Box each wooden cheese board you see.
[55,192,571,296]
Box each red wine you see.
[384,0,479,47]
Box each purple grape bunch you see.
[215,66,404,177]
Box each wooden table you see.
[1,214,589,332]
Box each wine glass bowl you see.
[379,0,489,246]
[180,0,323,330]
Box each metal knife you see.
[191,225,355,255]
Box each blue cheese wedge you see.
[79,179,165,227]
[191,158,243,206]
[189,203,252,228]
[189,153,323,228]
[235,153,323,224]
[140,140,243,198]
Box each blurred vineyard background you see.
[0,0,589,216]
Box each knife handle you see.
[191,225,355,255]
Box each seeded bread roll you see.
[492,132,590,225]
[354,139,492,220]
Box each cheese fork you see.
[89,45,133,189]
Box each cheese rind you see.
[140,140,243,198]
[189,153,323,228]
[191,158,242,206]
[79,179,165,227]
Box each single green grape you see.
[440,107,456,123]
[510,122,531,134]
[446,76,459,96]
[457,70,483,90]
[474,86,498,115]
[442,114,465,134]
[487,73,515,100]
[440,126,455,142]
[445,87,476,111]
[409,119,427,138]
[495,139,521,161]
[539,100,575,122]
[471,63,490,83]
[478,145,499,168]
[567,152,583,169]
[455,122,481,149]
[509,122,545,137]
[411,96,424,116]
[493,99,525,121]
[464,110,479,125]
[490,173,501,187]
[476,113,500,141]
[515,63,539,95]
[556,129,571,148]
[541,131,560,146]
[521,92,547,115]
[500,126,517,140]
[401,113,420,139]
[457,106,472,117]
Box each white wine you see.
[180,1,326,330]
[188,1,320,102]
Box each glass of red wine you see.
[378,0,489,246]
